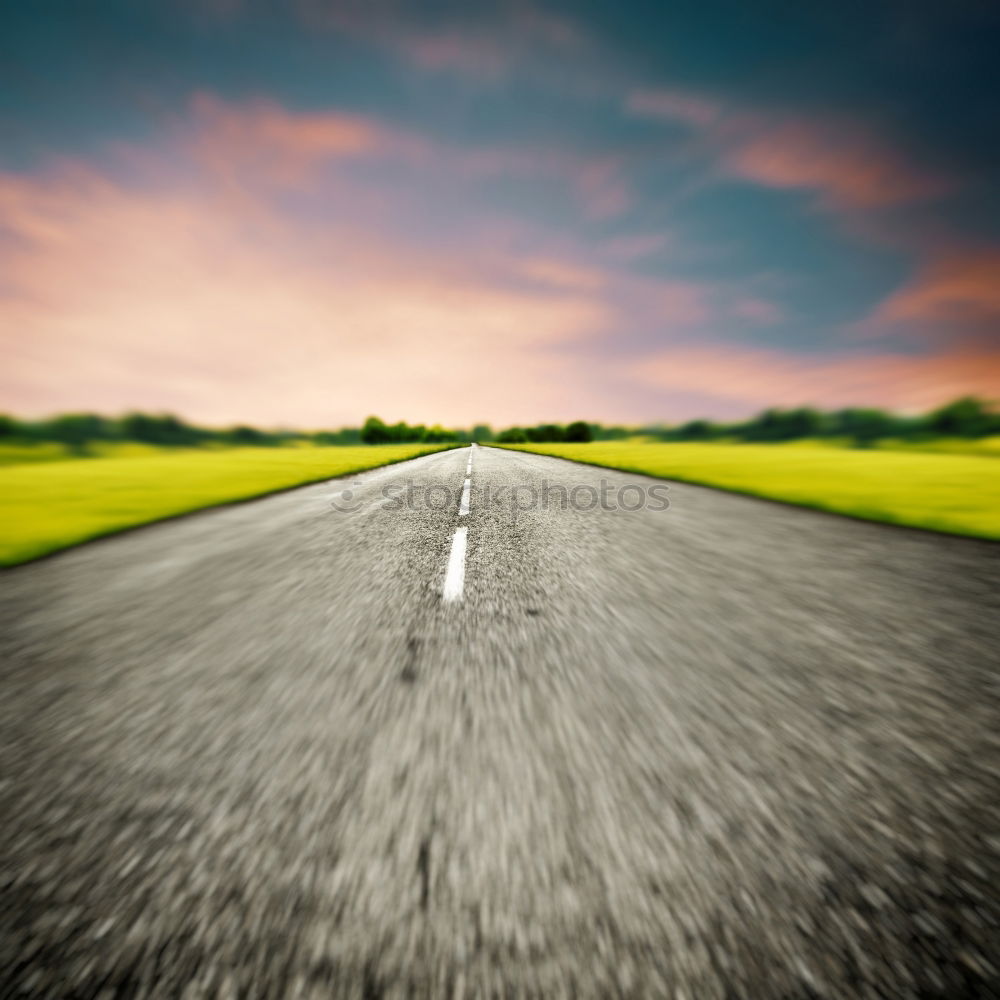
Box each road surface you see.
[1,445,998,999]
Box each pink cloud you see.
[182,93,637,226]
[721,119,949,210]
[868,248,1000,337]
[187,93,383,185]
[626,89,722,127]
[632,342,1000,414]
[628,89,948,211]
[444,143,633,220]
[602,233,672,260]
[168,94,639,239]
[512,8,583,49]
[656,283,710,326]
[400,32,509,79]
[732,298,784,324]
[294,1,585,84]
[575,157,631,219]
[518,258,607,292]
[396,9,582,79]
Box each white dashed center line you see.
[441,445,475,602]
[443,527,467,602]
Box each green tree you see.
[46,413,110,453]
[0,414,22,438]
[496,427,527,443]
[313,427,362,445]
[119,412,212,445]
[361,416,390,444]
[927,396,994,437]
[564,420,592,442]
[675,419,716,440]
[526,423,564,443]
[227,425,268,446]
[422,425,458,443]
[833,408,895,447]
[784,407,825,438]
[592,424,631,440]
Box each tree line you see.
[481,397,999,446]
[0,412,325,452]
[0,412,494,451]
[632,396,999,446]
[358,416,488,445]
[0,396,995,453]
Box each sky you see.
[1,0,998,428]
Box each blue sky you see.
[1,0,997,426]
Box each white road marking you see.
[459,477,471,515]
[443,527,468,602]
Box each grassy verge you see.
[875,436,1000,457]
[499,442,1000,540]
[0,444,453,566]
[0,442,81,465]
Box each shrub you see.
[361,416,391,444]
[496,427,528,443]
[927,396,995,437]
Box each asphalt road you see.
[1,444,998,999]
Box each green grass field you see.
[0,444,453,566]
[0,439,279,466]
[502,442,1000,540]
[0,441,82,465]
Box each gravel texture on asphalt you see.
[1,445,998,998]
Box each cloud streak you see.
[633,343,1000,415]
[628,88,950,210]
[868,248,1000,342]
